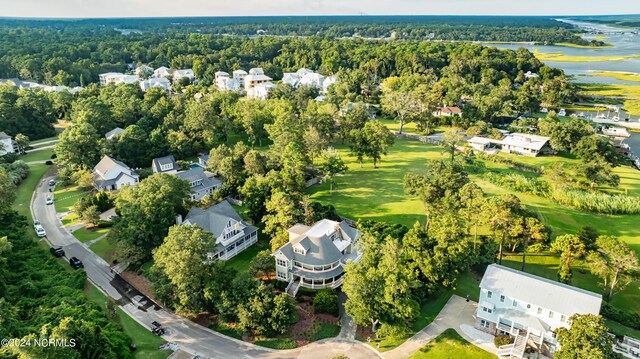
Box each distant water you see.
[627,132,640,157]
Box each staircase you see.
[286,278,301,297]
[496,333,528,358]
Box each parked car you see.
[50,246,65,257]
[34,224,46,237]
[69,257,83,269]
[45,195,54,205]
[48,179,56,186]
[34,219,41,226]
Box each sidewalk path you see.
[383,295,479,359]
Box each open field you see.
[14,163,50,220]
[534,50,640,62]
[30,135,58,146]
[84,283,170,359]
[308,137,640,319]
[20,148,54,162]
[408,328,494,359]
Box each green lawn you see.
[84,283,170,359]
[89,236,116,264]
[72,226,110,243]
[209,322,243,340]
[15,163,50,219]
[605,319,640,339]
[20,148,54,162]
[308,137,640,317]
[53,185,86,213]
[30,135,58,146]
[312,322,341,341]
[408,328,494,359]
[225,240,269,275]
[254,337,297,349]
[61,213,79,226]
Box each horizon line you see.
[0,14,639,21]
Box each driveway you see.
[383,295,480,359]
[31,173,378,359]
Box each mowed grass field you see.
[308,137,640,316]
[409,328,494,359]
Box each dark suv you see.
[69,257,83,269]
[50,246,65,257]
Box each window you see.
[294,246,305,255]
[480,320,490,329]
[527,304,531,309]
[560,315,566,323]
[549,311,554,319]
[482,307,493,314]
[537,307,543,315]
[500,295,505,303]
[276,271,287,280]
[276,259,287,267]
[487,291,492,299]
[512,300,517,307]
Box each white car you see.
[34,224,46,237]
[46,195,54,205]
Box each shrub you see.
[45,160,53,165]
[484,172,550,197]
[494,335,513,347]
[551,188,640,215]
[601,303,640,330]
[313,288,339,316]
[97,220,113,228]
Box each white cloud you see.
[2,0,640,18]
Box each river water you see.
[489,20,640,159]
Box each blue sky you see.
[4,0,640,18]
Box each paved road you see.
[31,173,379,359]
[25,144,55,153]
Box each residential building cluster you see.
[99,65,196,92]
[0,78,84,94]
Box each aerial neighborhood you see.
[0,11,639,359]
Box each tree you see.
[243,150,266,176]
[304,126,328,164]
[440,130,465,161]
[404,160,469,231]
[0,168,16,214]
[459,183,485,253]
[350,120,394,168]
[381,88,421,134]
[71,97,116,136]
[588,235,640,300]
[318,148,348,194]
[152,224,214,315]
[54,122,102,176]
[73,169,95,189]
[13,134,29,153]
[81,205,101,227]
[555,314,616,359]
[235,98,270,147]
[520,217,548,271]
[482,195,525,265]
[551,234,586,283]
[263,190,301,251]
[111,174,191,265]
[249,250,276,280]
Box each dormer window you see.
[160,163,173,171]
[294,246,306,255]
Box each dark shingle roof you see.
[152,155,176,172]
[184,201,257,239]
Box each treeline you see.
[0,27,571,89]
[0,84,58,140]
[0,16,594,45]
[0,168,132,358]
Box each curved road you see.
[31,172,380,359]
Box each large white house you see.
[477,264,602,358]
[98,73,139,86]
[179,201,259,260]
[139,77,171,92]
[93,156,140,191]
[273,219,362,297]
[0,132,16,156]
[173,69,195,83]
[246,82,275,100]
[501,133,552,157]
[233,70,248,84]
[244,74,273,89]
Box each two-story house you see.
[272,219,362,297]
[93,156,140,191]
[179,201,258,260]
[176,167,222,201]
[476,264,602,358]
[152,155,178,174]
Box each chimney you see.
[175,214,183,225]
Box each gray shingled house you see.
[179,201,258,260]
